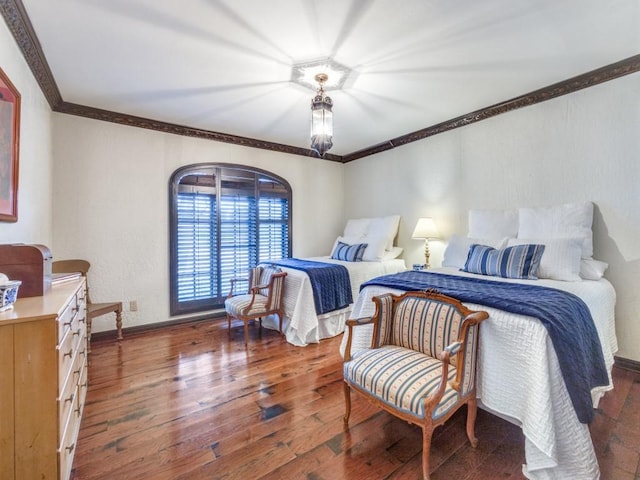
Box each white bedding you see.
[339,267,618,480]
[262,257,406,346]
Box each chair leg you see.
[116,308,123,341]
[227,314,232,340]
[87,316,93,353]
[244,319,249,347]
[343,382,351,424]
[466,397,479,448]
[422,425,434,480]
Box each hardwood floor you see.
[71,319,640,480]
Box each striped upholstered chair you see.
[343,290,489,480]
[224,265,287,346]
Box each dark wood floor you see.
[71,318,640,480]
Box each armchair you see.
[343,289,489,480]
[224,265,287,346]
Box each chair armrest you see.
[345,316,374,327]
[343,317,375,362]
[441,341,462,359]
[227,277,248,298]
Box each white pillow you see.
[468,209,518,239]
[442,235,507,269]
[580,258,609,280]
[361,235,388,261]
[343,215,400,251]
[343,218,371,238]
[381,246,403,260]
[518,202,594,259]
[507,237,582,281]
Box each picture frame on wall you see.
[0,66,20,222]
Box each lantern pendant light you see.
[310,73,333,156]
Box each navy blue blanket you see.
[268,258,353,315]
[361,270,608,424]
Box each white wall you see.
[0,20,53,245]
[344,73,640,361]
[52,115,345,332]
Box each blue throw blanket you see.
[361,270,608,424]
[268,258,353,315]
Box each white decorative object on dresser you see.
[0,278,88,480]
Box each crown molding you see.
[0,0,62,108]
[2,0,638,164]
[343,54,640,162]
[54,101,344,162]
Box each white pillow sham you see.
[507,237,582,281]
[580,258,609,280]
[442,235,507,269]
[381,246,403,260]
[343,215,400,251]
[468,208,518,239]
[517,202,594,259]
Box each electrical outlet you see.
[129,300,138,312]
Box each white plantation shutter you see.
[170,165,291,315]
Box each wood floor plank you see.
[70,318,640,479]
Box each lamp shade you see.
[412,217,439,239]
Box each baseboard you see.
[90,311,226,342]
[614,355,640,373]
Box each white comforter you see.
[339,267,617,480]
[263,257,406,346]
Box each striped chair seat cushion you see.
[224,294,269,316]
[344,345,459,420]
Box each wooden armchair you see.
[52,259,123,351]
[224,265,287,346]
[343,290,489,480]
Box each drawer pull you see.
[63,320,72,328]
[73,329,81,337]
[65,392,75,404]
[74,368,81,376]
[66,443,75,453]
[63,349,73,358]
[75,404,83,416]
[79,349,87,357]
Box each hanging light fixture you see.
[310,73,333,157]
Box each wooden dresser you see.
[0,278,88,480]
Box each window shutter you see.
[170,165,291,315]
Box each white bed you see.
[263,256,406,346]
[339,267,617,479]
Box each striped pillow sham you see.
[462,243,545,279]
[331,241,367,262]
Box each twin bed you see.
[339,202,617,479]
[263,202,617,479]
[262,215,406,346]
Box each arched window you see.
[169,164,292,315]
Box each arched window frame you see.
[169,163,292,316]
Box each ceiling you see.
[15,0,640,158]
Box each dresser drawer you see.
[58,340,85,442]
[57,328,75,383]
[58,392,80,480]
[57,300,75,341]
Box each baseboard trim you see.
[614,355,640,373]
[90,311,226,342]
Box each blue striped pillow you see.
[331,241,367,262]
[462,243,545,279]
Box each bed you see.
[339,202,618,479]
[261,215,407,346]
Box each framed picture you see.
[0,67,20,222]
